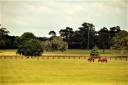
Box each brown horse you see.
[98,57,107,63]
[88,57,95,62]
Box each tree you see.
[17,39,43,57]
[59,22,96,49]
[59,41,68,52]
[19,32,36,47]
[5,36,18,49]
[21,32,35,41]
[49,31,56,37]
[0,27,9,39]
[0,27,10,49]
[96,27,110,52]
[59,27,74,41]
[59,27,74,48]
[110,26,121,38]
[0,40,6,49]
[37,37,48,41]
[77,22,95,49]
[112,30,128,51]
[51,36,68,52]
[41,36,68,52]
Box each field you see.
[0,49,128,56]
[0,59,128,85]
[0,49,128,85]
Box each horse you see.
[88,57,95,62]
[98,57,107,63]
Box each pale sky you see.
[0,0,128,37]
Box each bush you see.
[90,47,99,57]
[17,39,43,57]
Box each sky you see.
[0,0,128,37]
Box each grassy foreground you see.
[0,59,128,85]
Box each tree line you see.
[0,22,128,52]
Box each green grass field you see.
[0,49,128,85]
[0,58,128,85]
[0,49,128,56]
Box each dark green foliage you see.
[0,23,127,51]
[0,40,6,48]
[78,22,95,49]
[59,27,74,49]
[21,32,35,40]
[17,39,43,56]
[37,37,48,41]
[49,31,56,37]
[0,27,10,39]
[90,47,99,57]
[110,26,121,38]
[96,27,111,49]
[0,27,20,49]
[59,23,95,49]
[0,27,9,49]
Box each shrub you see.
[17,39,43,57]
[90,47,99,57]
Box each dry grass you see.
[0,59,128,85]
[0,82,127,85]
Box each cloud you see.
[0,3,2,24]
[1,0,127,36]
